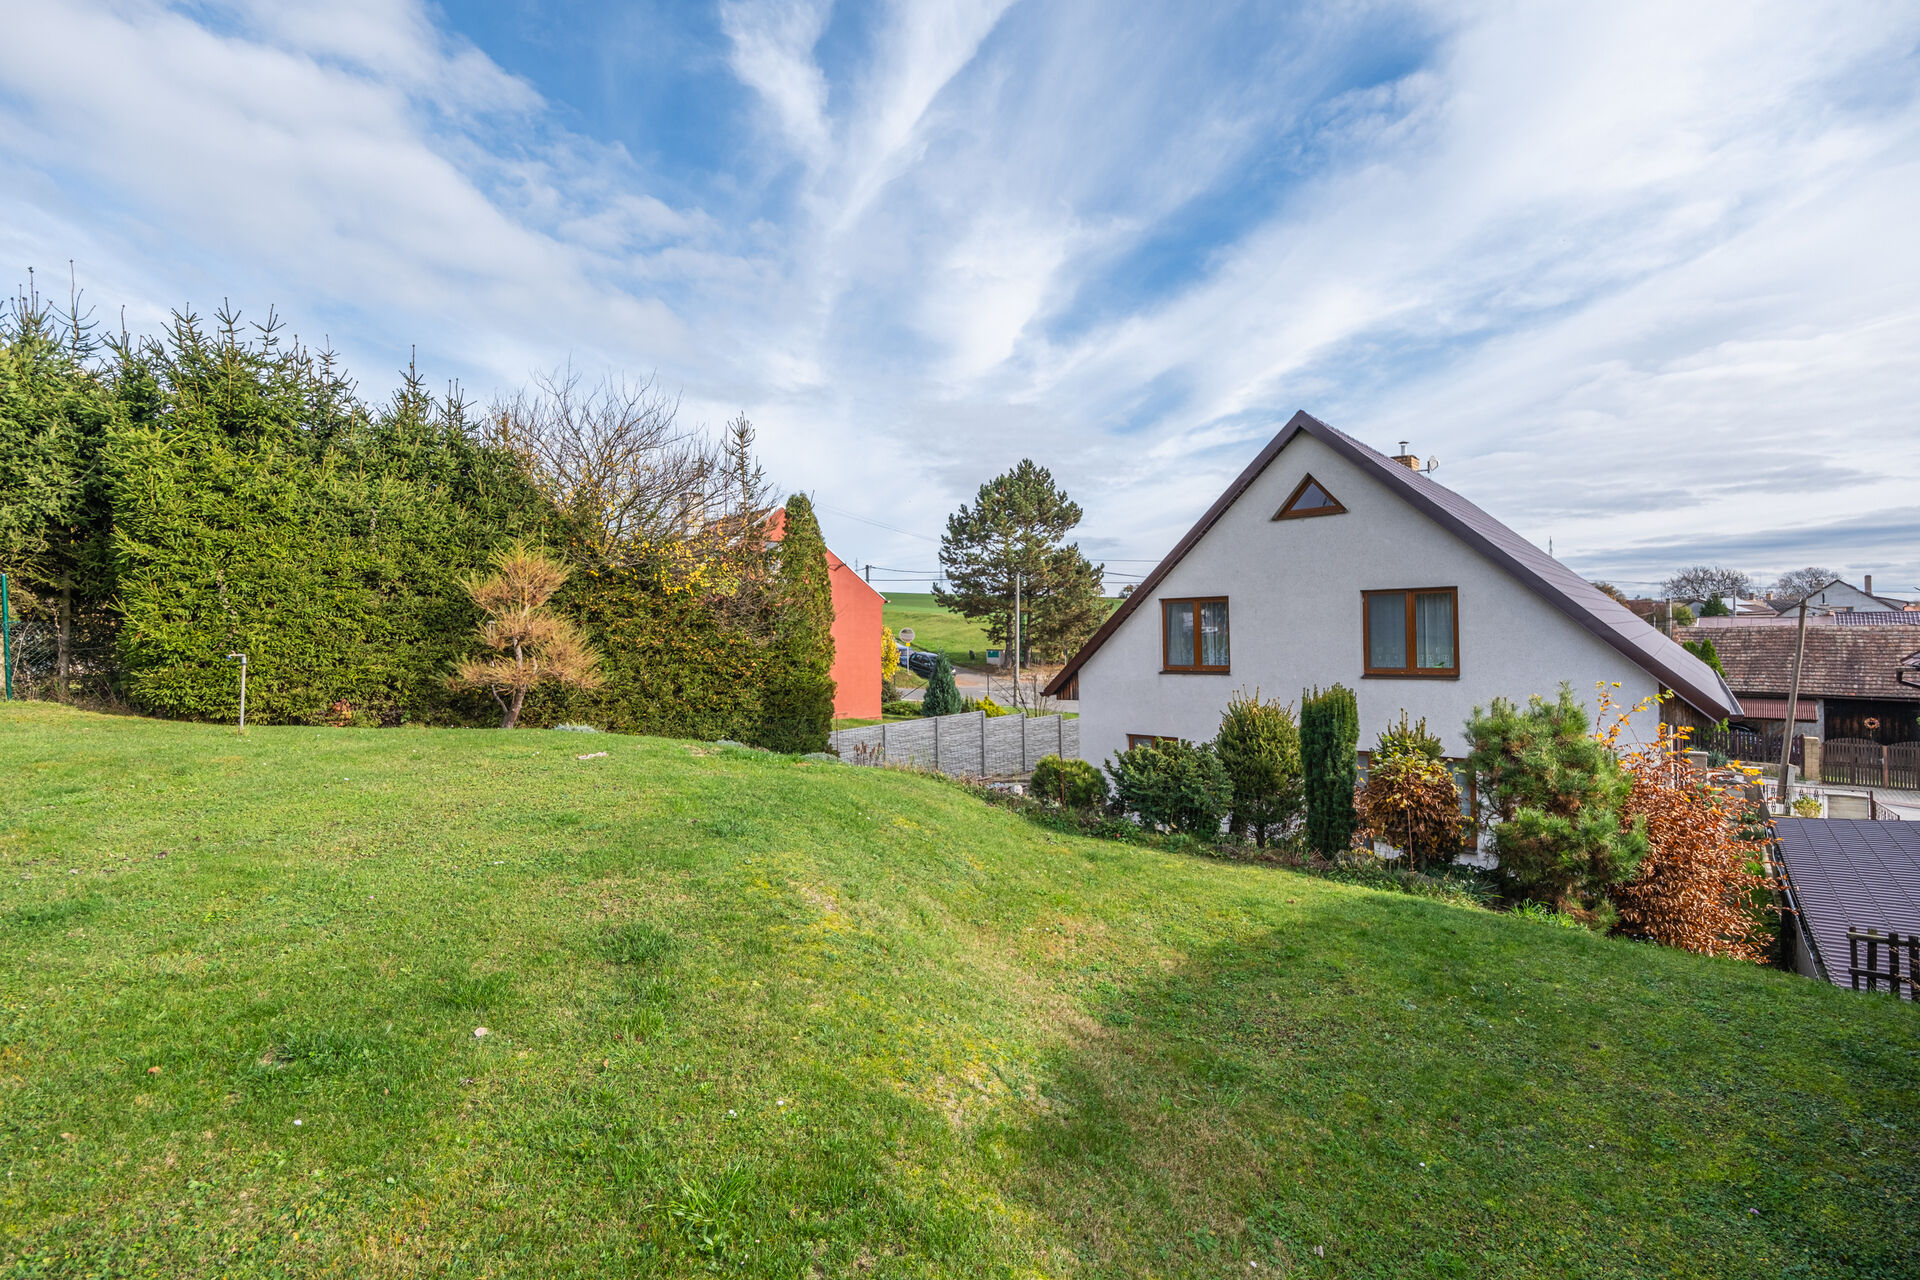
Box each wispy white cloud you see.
[1,0,1916,593]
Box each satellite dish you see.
[1424,457,1440,474]
[897,628,915,643]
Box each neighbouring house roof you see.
[1835,611,1920,627]
[1773,819,1920,992]
[1043,410,1740,719]
[1772,579,1911,613]
[1709,626,1920,702]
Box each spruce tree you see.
[1301,684,1360,856]
[757,494,836,752]
[921,654,963,717]
[1214,690,1303,847]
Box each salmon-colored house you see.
[766,507,887,720]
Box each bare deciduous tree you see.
[487,367,774,566]
[1771,566,1839,603]
[450,541,604,728]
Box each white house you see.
[1046,412,1740,768]
[1770,577,1910,614]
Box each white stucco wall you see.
[1076,433,1667,767]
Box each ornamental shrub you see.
[1681,636,1726,678]
[880,699,922,718]
[879,623,900,687]
[1611,725,1776,960]
[1105,738,1231,835]
[1300,684,1360,855]
[1465,684,1646,911]
[1359,714,1462,870]
[1213,689,1303,847]
[1030,754,1107,810]
[921,654,964,717]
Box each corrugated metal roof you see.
[1045,410,1741,719]
[1773,818,1920,991]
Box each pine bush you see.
[1213,690,1303,847]
[1465,684,1646,910]
[1106,738,1231,835]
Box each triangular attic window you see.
[1273,473,1346,521]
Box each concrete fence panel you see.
[827,711,1077,779]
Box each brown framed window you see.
[1273,473,1346,520]
[1362,587,1458,677]
[1162,597,1230,672]
[1126,733,1175,749]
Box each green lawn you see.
[2,703,1917,1277]
[880,593,993,667]
[881,593,1123,670]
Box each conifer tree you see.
[1301,684,1360,856]
[758,494,835,752]
[922,654,963,717]
[449,541,603,728]
[1214,690,1303,847]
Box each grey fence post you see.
[880,720,890,764]
[932,712,940,773]
[980,710,988,776]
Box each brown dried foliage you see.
[1358,748,1463,870]
[1613,725,1777,961]
[448,541,604,728]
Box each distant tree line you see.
[0,278,833,747]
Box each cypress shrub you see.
[1301,683,1360,855]
[921,655,963,717]
[756,494,835,752]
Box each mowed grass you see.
[2,704,1917,1278]
[881,593,1122,670]
[880,593,993,667]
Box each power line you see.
[815,504,941,543]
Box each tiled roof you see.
[1045,411,1740,718]
[1708,626,1920,701]
[1773,819,1920,991]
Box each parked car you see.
[904,650,941,678]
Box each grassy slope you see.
[879,593,1122,669]
[1,704,1915,1279]
[881,593,992,666]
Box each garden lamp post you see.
[228,652,248,730]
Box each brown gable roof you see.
[1045,410,1741,719]
[1707,626,1920,702]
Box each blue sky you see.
[4,0,1919,597]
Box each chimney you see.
[1864,574,1873,594]
[1391,440,1421,471]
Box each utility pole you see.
[228,652,248,731]
[1778,598,1810,804]
[1012,571,1022,709]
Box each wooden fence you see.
[827,711,1077,780]
[1821,739,1920,791]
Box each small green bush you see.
[1030,754,1107,809]
[1106,739,1231,835]
[880,699,922,718]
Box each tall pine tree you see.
[757,493,836,752]
[934,459,1106,664]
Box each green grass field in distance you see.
[2,702,1916,1277]
[881,592,1121,668]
